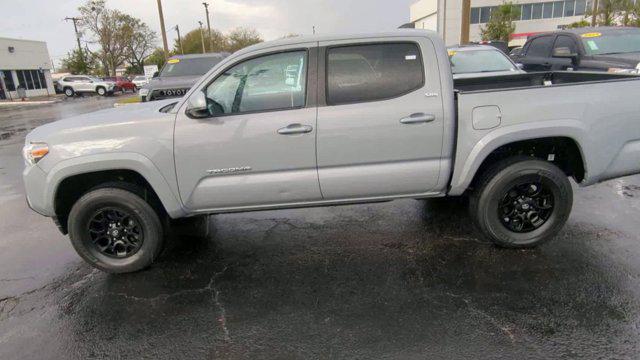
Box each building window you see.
[532,3,544,19]
[16,70,26,89]
[522,4,533,20]
[564,0,575,16]
[38,71,46,89]
[543,2,554,18]
[1,70,16,91]
[553,1,564,17]
[574,0,587,15]
[479,7,491,23]
[470,7,481,24]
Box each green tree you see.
[59,48,100,74]
[173,28,226,54]
[480,1,521,42]
[145,47,169,71]
[226,27,263,52]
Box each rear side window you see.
[526,36,554,57]
[553,35,578,54]
[327,43,424,105]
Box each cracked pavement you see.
[1,98,640,359]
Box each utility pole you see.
[174,25,184,55]
[203,2,212,52]
[460,0,471,45]
[591,0,599,26]
[156,0,169,59]
[198,21,206,54]
[64,17,86,70]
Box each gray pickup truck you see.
[23,30,640,273]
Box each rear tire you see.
[96,86,106,96]
[68,187,164,273]
[469,157,573,248]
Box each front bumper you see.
[23,164,53,217]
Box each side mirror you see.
[552,47,580,66]
[516,63,524,70]
[185,91,210,119]
[152,71,159,78]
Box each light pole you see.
[64,17,86,71]
[460,0,471,44]
[156,0,169,59]
[174,25,184,55]
[198,21,206,54]
[203,2,213,52]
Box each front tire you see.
[64,87,75,97]
[96,86,106,96]
[68,188,164,273]
[469,157,573,248]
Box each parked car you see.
[139,53,229,101]
[448,45,525,79]
[23,30,640,273]
[57,75,116,97]
[509,46,523,59]
[514,27,640,73]
[104,76,137,92]
[131,75,148,88]
[468,40,509,54]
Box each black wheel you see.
[469,157,573,248]
[96,86,106,96]
[68,188,164,273]
[64,87,74,97]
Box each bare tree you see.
[122,17,157,74]
[78,0,134,76]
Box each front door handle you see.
[277,123,313,135]
[400,113,435,124]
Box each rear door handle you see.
[277,123,313,135]
[400,113,435,124]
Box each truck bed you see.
[453,71,639,93]
[448,71,640,195]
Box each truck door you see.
[174,45,322,211]
[316,38,445,199]
[520,35,555,71]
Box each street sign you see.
[144,65,159,79]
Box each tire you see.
[469,157,573,248]
[96,86,106,96]
[68,187,164,273]
[64,87,74,97]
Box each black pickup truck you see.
[514,27,640,74]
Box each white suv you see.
[58,75,116,97]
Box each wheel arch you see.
[449,121,589,196]
[49,153,186,233]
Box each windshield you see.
[581,30,640,55]
[449,49,517,74]
[160,57,224,77]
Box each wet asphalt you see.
[1,96,640,359]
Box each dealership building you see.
[410,0,591,46]
[0,37,55,100]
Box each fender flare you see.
[46,152,186,218]
[448,119,590,196]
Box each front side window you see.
[526,36,554,57]
[204,51,307,115]
[554,35,578,54]
[327,43,424,105]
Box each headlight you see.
[23,142,49,165]
[139,88,149,96]
[607,67,639,74]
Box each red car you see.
[103,77,137,92]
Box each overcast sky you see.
[1,0,415,67]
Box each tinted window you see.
[327,43,424,105]
[564,0,575,16]
[554,35,578,54]
[522,4,532,20]
[1,70,15,91]
[543,2,553,18]
[553,1,564,17]
[449,49,517,74]
[470,8,481,24]
[161,56,225,77]
[526,36,554,57]
[205,51,307,115]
